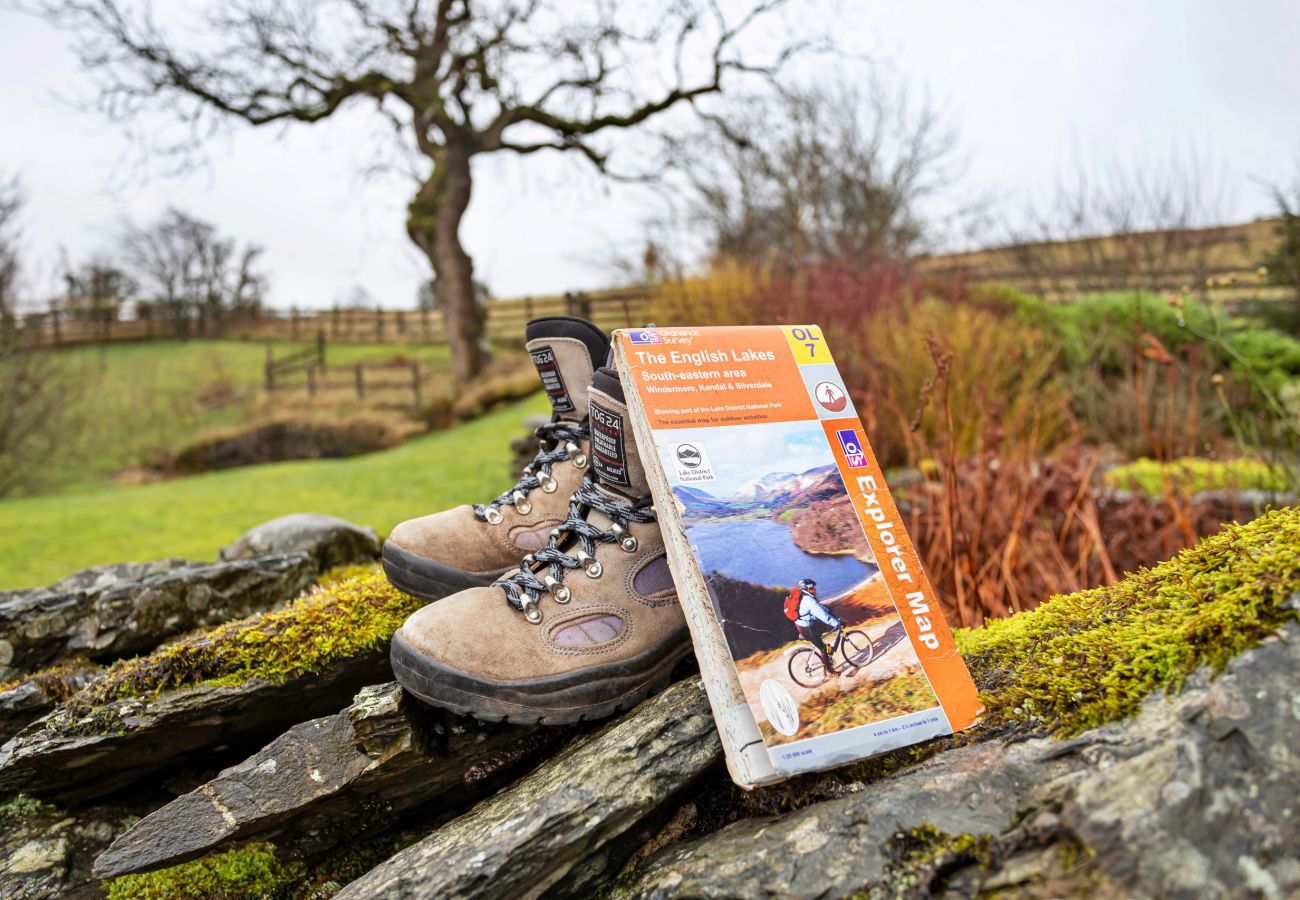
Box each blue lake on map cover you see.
[686,519,876,598]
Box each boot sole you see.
[390,627,694,726]
[381,542,502,602]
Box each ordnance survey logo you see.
[628,328,661,344]
[836,429,867,468]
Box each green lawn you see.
[29,339,456,495]
[0,394,549,589]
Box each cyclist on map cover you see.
[790,578,841,670]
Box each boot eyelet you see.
[515,500,532,515]
[485,508,503,525]
[544,576,571,603]
[539,473,558,493]
[566,442,588,468]
[523,600,542,624]
[577,551,603,579]
[611,523,638,553]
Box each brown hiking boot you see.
[390,367,690,724]
[381,317,610,601]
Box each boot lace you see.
[472,420,589,523]
[495,474,656,623]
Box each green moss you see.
[1105,456,1290,496]
[955,504,1300,736]
[0,658,100,702]
[0,794,59,827]
[54,564,419,735]
[105,842,304,900]
[868,824,994,899]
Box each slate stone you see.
[220,514,380,570]
[0,554,317,680]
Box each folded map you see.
[614,324,981,787]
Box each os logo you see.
[676,443,703,469]
[836,429,867,468]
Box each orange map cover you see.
[614,324,980,784]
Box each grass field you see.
[0,393,550,589]
[29,339,457,495]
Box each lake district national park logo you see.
[670,441,716,483]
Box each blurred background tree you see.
[0,174,21,321]
[671,79,960,271]
[40,0,814,378]
[1262,166,1300,296]
[122,208,267,337]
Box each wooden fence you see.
[7,218,1292,352]
[7,286,654,350]
[262,338,428,411]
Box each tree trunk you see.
[408,143,488,379]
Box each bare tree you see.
[41,0,812,377]
[0,174,22,320]
[0,179,85,498]
[664,79,959,269]
[60,254,137,324]
[122,208,267,336]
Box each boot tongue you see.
[585,367,651,497]
[525,316,610,420]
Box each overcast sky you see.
[1,1,1297,311]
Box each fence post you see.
[396,309,406,335]
[420,307,431,343]
[355,363,365,399]
[411,361,422,409]
[316,329,326,367]
[264,345,274,391]
[376,306,385,343]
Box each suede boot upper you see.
[386,317,609,578]
[395,367,688,705]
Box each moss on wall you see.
[104,842,303,900]
[0,658,99,701]
[955,504,1300,736]
[54,564,418,733]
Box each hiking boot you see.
[381,316,610,601]
[390,366,690,724]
